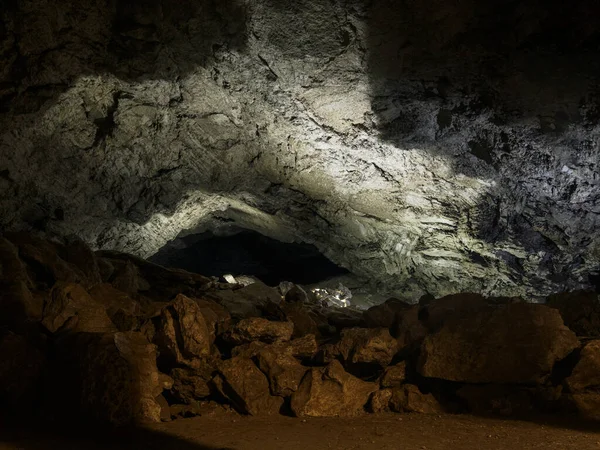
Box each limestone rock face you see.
[2,0,599,301]
[290,360,377,417]
[418,304,579,384]
[334,327,400,368]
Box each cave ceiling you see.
[1,0,600,300]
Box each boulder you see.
[154,294,212,369]
[282,302,320,338]
[194,298,231,341]
[547,290,600,337]
[0,331,45,412]
[89,283,141,331]
[333,327,400,368]
[169,362,217,403]
[363,298,412,329]
[42,282,116,334]
[389,384,443,414]
[232,334,317,361]
[52,331,162,425]
[212,356,283,415]
[419,293,487,332]
[391,306,427,349]
[222,317,293,345]
[62,236,102,287]
[565,340,600,391]
[206,281,283,320]
[418,303,579,384]
[290,360,377,417]
[257,347,308,397]
[380,361,408,388]
[369,388,393,413]
[570,391,600,421]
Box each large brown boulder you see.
[42,282,116,334]
[419,293,488,332]
[52,331,162,425]
[570,391,600,421]
[222,317,293,345]
[363,298,413,329]
[380,361,408,388]
[547,290,600,337]
[257,346,309,397]
[329,327,400,369]
[89,283,142,331]
[169,361,217,404]
[212,356,283,415]
[418,303,579,384]
[154,294,212,369]
[290,360,377,417]
[391,306,427,349]
[565,340,600,391]
[389,384,443,414]
[206,281,283,320]
[194,298,231,341]
[282,302,320,338]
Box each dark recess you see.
[149,230,349,286]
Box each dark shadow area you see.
[149,229,349,285]
[0,420,234,450]
[0,0,247,113]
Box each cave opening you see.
[149,229,350,286]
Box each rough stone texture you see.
[418,304,580,384]
[290,360,377,417]
[256,346,308,397]
[389,384,444,414]
[570,391,600,421]
[42,282,116,334]
[52,331,162,425]
[169,365,214,404]
[88,283,142,331]
[212,356,283,415]
[2,1,599,301]
[380,361,408,388]
[565,340,600,391]
[547,290,600,337]
[369,388,393,413]
[363,298,412,329]
[334,327,400,368]
[222,317,293,345]
[154,294,212,369]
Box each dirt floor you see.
[2,411,600,450]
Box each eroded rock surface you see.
[1,1,600,301]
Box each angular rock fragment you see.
[257,346,308,397]
[418,304,579,384]
[369,388,393,413]
[42,282,116,334]
[222,317,293,345]
[380,361,408,388]
[389,384,443,414]
[170,362,217,404]
[154,294,212,368]
[565,340,600,391]
[212,356,283,415]
[290,360,377,417]
[89,283,141,331]
[331,327,400,368]
[282,302,320,338]
[363,298,412,329]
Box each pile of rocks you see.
[1,232,599,426]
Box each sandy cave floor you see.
[2,412,600,450]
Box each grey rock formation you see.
[1,0,600,301]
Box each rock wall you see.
[1,0,600,300]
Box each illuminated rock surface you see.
[1,1,600,300]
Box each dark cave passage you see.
[149,229,350,286]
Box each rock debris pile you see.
[1,232,600,426]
